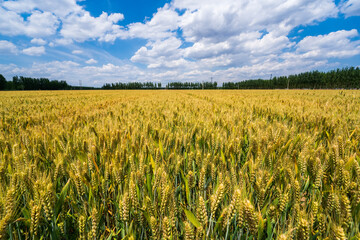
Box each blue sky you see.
[0,0,359,87]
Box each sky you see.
[0,0,359,87]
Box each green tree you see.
[0,74,6,90]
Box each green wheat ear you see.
[91,208,98,239]
[332,224,347,240]
[279,192,289,213]
[296,218,309,240]
[78,215,86,240]
[198,167,206,191]
[122,192,129,222]
[243,199,258,236]
[227,189,240,223]
[278,233,289,240]
[337,136,344,159]
[43,182,54,221]
[30,204,41,237]
[210,183,225,217]
[197,196,208,228]
[184,222,194,240]
[162,216,171,240]
[340,194,352,229]
[150,216,159,240]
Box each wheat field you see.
[0,90,360,239]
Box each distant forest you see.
[166,81,217,89]
[102,82,162,89]
[222,67,360,89]
[102,81,218,89]
[0,75,93,90]
[1,67,360,90]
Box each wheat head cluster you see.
[0,90,359,240]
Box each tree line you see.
[222,67,360,89]
[0,75,71,90]
[102,82,161,89]
[1,67,360,90]
[165,81,218,89]
[102,81,218,89]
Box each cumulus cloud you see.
[127,4,180,40]
[131,37,183,64]
[296,29,360,58]
[22,46,46,56]
[174,0,337,42]
[0,40,18,54]
[86,58,98,64]
[0,8,59,37]
[31,38,47,45]
[25,11,59,37]
[243,33,294,55]
[61,11,124,42]
[0,7,26,36]
[129,0,341,72]
[2,0,82,17]
[340,0,360,17]
[72,50,83,54]
[53,38,74,46]
[100,4,180,42]
[0,1,124,42]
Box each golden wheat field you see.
[0,90,360,240]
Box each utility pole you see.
[79,80,82,90]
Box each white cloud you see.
[60,11,124,42]
[0,1,125,42]
[86,58,98,64]
[0,8,59,37]
[2,0,82,17]
[243,33,294,55]
[0,40,18,54]
[100,4,180,42]
[127,4,180,40]
[296,29,360,58]
[131,37,183,64]
[174,0,337,42]
[0,0,339,48]
[0,7,26,36]
[148,58,191,69]
[340,0,360,17]
[184,41,231,60]
[22,46,46,56]
[72,50,83,54]
[31,38,47,45]
[26,11,59,37]
[127,0,342,72]
[53,38,74,46]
